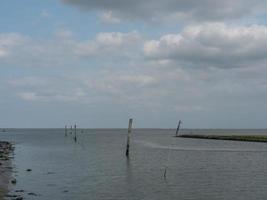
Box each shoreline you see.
[178,134,267,143]
[0,141,14,199]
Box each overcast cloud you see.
[1,0,267,128]
[61,0,267,22]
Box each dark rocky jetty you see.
[179,134,267,143]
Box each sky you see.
[1,0,267,128]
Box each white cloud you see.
[75,31,141,56]
[100,11,121,24]
[0,33,26,59]
[3,25,267,128]
[16,79,88,103]
[144,23,267,69]
[0,31,142,67]
[6,58,267,128]
[9,68,161,104]
[96,32,139,46]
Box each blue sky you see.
[1,0,267,128]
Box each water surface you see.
[1,129,267,200]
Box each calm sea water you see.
[1,129,267,200]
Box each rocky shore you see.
[0,141,14,199]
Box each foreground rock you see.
[0,141,14,199]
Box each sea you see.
[1,129,267,200]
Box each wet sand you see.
[0,142,13,199]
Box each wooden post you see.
[74,124,77,143]
[70,125,73,134]
[175,120,182,137]
[164,167,167,179]
[65,125,67,137]
[125,118,133,157]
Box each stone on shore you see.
[0,141,14,199]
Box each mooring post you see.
[65,125,67,137]
[74,124,77,143]
[175,120,182,137]
[70,125,73,134]
[164,166,167,179]
[126,118,133,157]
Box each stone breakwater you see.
[0,141,14,199]
[179,134,267,143]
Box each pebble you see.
[11,178,17,184]
[15,190,25,193]
[28,192,38,196]
[5,194,18,198]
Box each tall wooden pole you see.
[175,120,182,137]
[74,124,77,143]
[126,118,133,157]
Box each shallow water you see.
[1,129,267,200]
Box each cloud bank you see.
[61,0,266,22]
[0,31,141,67]
[144,23,267,69]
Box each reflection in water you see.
[135,139,267,152]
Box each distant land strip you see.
[179,134,267,143]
